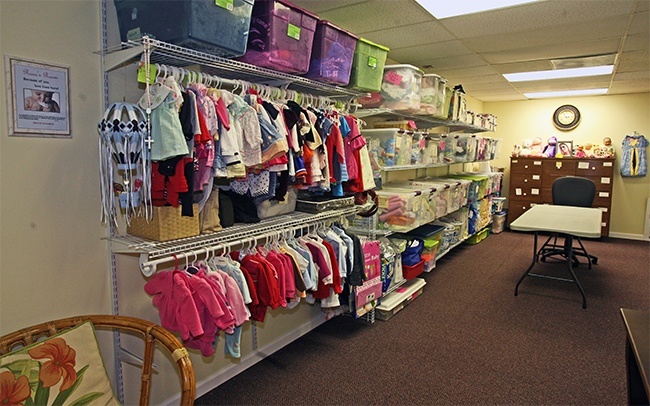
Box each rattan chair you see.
[0,314,195,406]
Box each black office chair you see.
[538,176,599,268]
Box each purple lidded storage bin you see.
[238,0,319,74]
[305,20,358,85]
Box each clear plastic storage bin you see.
[363,128,413,167]
[238,0,319,74]
[305,20,358,85]
[348,38,389,92]
[418,74,447,117]
[380,64,423,113]
[375,189,424,232]
[115,0,254,57]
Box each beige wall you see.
[0,0,111,333]
[485,93,650,238]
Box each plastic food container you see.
[380,64,423,112]
[348,38,389,92]
[238,0,319,74]
[305,21,358,85]
[115,0,255,57]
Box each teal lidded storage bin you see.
[115,0,254,58]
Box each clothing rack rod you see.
[154,62,340,109]
[138,207,356,276]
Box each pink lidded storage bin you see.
[238,0,319,74]
[305,21,358,85]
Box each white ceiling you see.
[291,0,650,101]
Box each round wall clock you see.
[553,104,581,130]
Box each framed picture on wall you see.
[557,140,573,157]
[5,56,71,138]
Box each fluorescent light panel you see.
[524,88,608,99]
[504,65,614,82]
[416,0,541,19]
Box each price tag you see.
[601,177,610,184]
[287,23,301,40]
[384,70,403,85]
[215,0,234,11]
[367,56,377,68]
[127,27,142,41]
[137,61,157,84]
[578,162,589,169]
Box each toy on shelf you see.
[574,145,586,158]
[530,137,544,157]
[519,138,533,157]
[543,136,557,158]
[598,137,616,158]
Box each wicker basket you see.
[127,205,200,241]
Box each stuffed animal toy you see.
[520,138,533,157]
[584,143,594,157]
[531,137,543,156]
[600,137,615,158]
[511,144,522,157]
[543,136,557,158]
[574,145,586,158]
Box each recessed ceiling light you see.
[524,89,608,99]
[503,65,614,82]
[415,0,542,19]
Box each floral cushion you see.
[0,321,120,406]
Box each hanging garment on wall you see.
[621,133,648,177]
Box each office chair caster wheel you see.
[591,258,598,265]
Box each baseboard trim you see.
[608,232,649,241]
[162,313,327,405]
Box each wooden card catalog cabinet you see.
[508,157,615,236]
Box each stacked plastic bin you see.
[239,0,319,74]
[380,64,423,113]
[305,20,358,85]
[115,0,255,57]
[418,73,446,116]
[375,189,424,232]
[348,38,390,92]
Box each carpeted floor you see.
[196,231,649,405]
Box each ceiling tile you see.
[361,21,455,49]
[609,79,650,93]
[617,50,650,72]
[411,54,488,71]
[492,60,556,74]
[431,65,500,79]
[479,39,621,65]
[313,0,433,34]
[636,1,650,12]
[462,17,629,54]
[388,40,471,64]
[439,0,638,39]
[615,71,650,80]
[289,0,368,13]
[624,33,650,52]
[629,10,650,34]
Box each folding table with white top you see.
[510,204,602,308]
